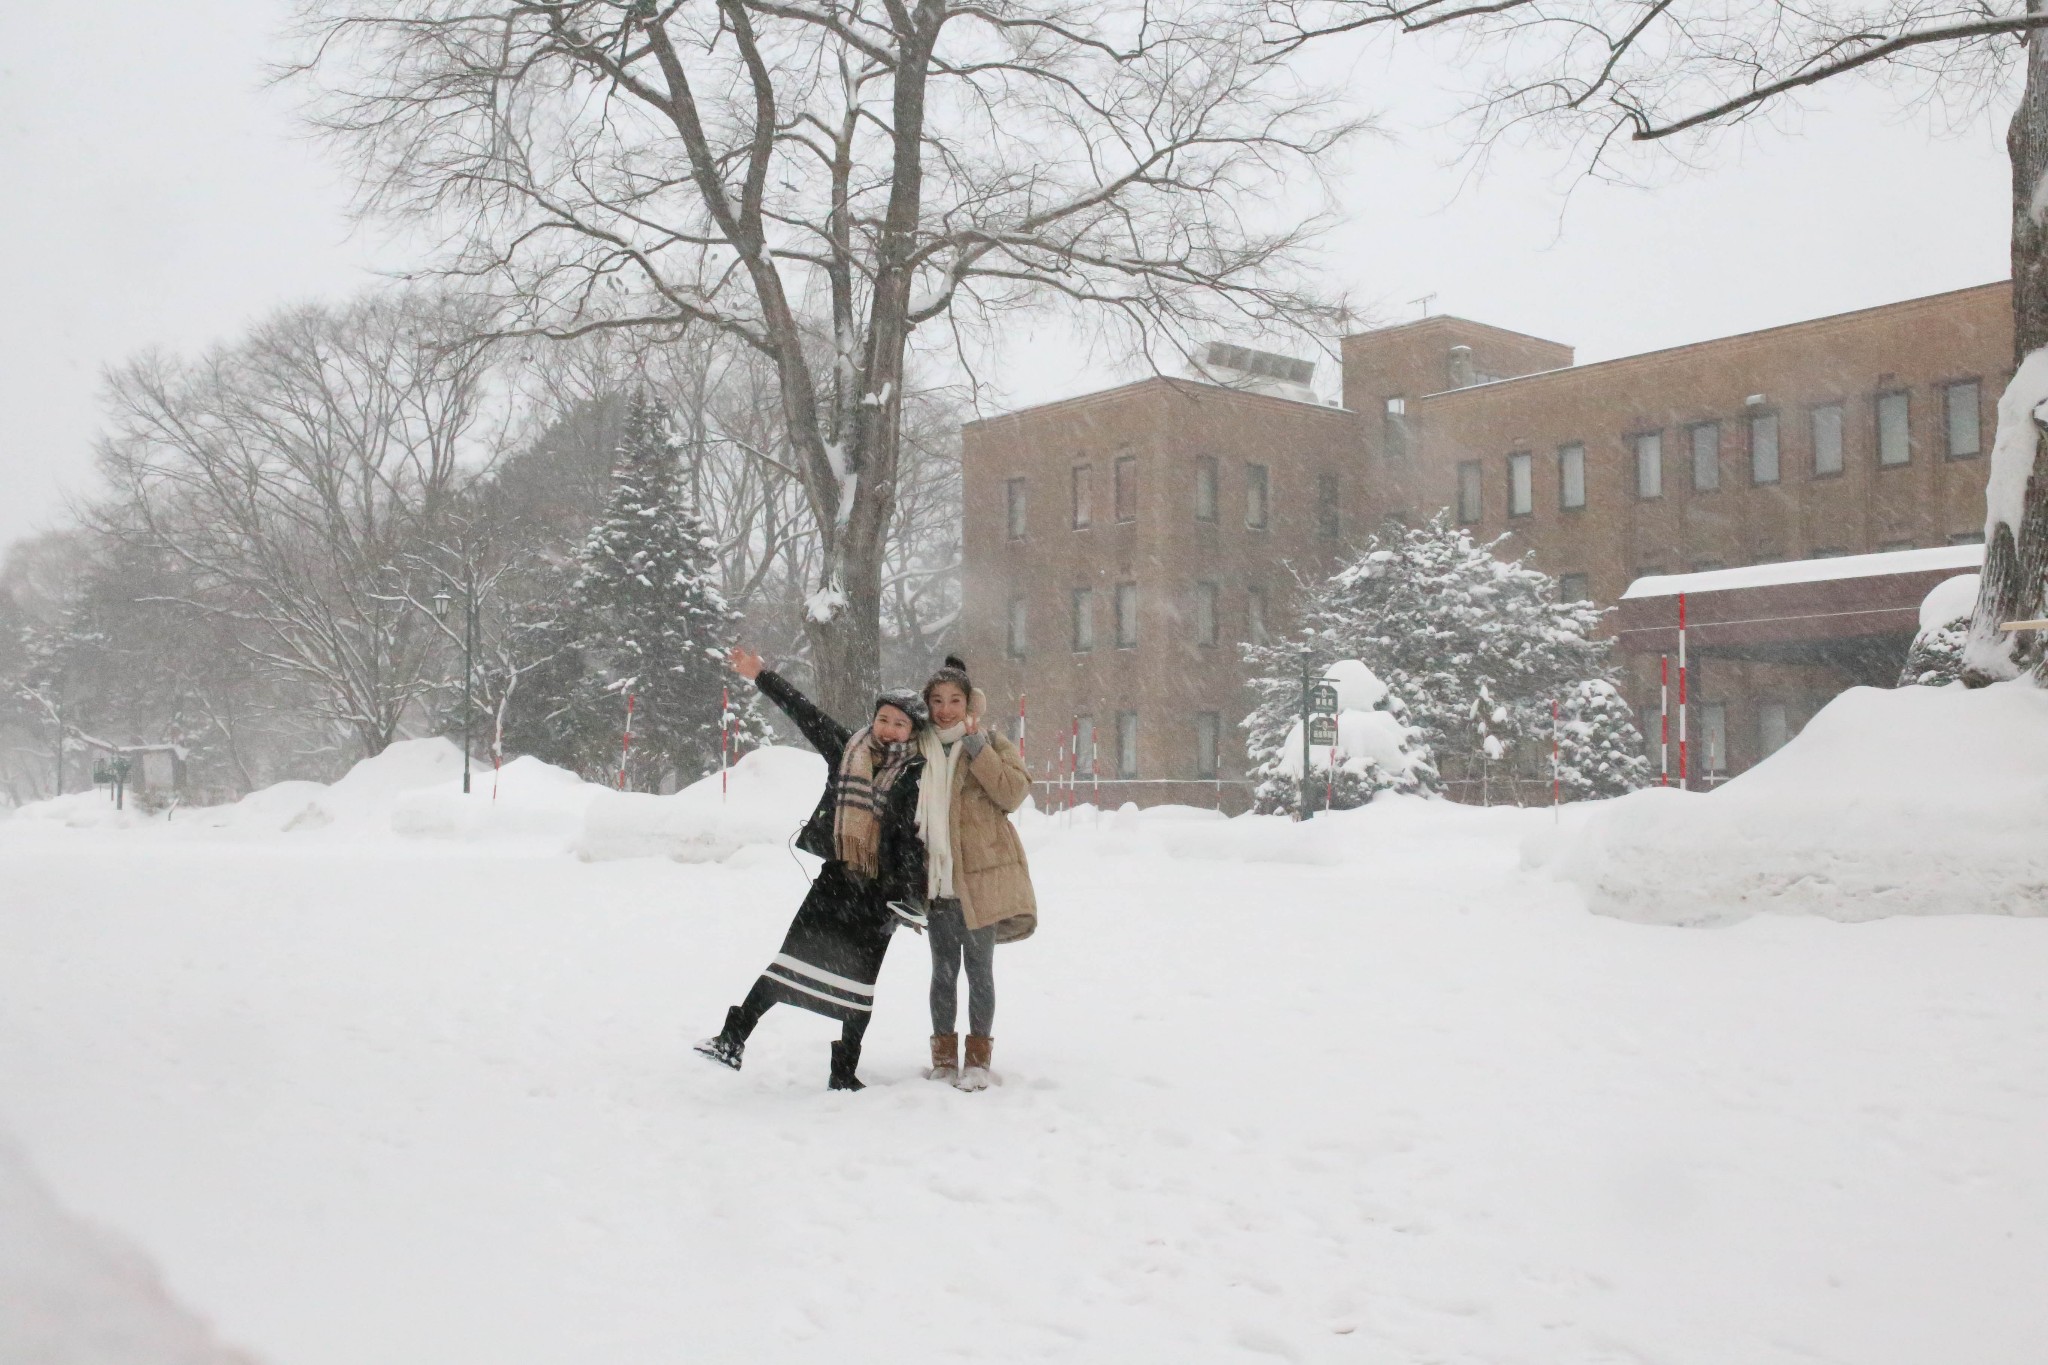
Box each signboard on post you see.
[1309,683,1339,716]
[1308,716,1338,747]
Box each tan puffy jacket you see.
[945,727,1037,942]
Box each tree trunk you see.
[1966,7,2048,682]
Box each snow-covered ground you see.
[3,728,2046,1363]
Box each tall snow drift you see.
[1527,680,2048,924]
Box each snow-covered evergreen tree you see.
[1243,513,1649,803]
[504,395,764,789]
[1555,679,1654,799]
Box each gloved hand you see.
[887,899,929,934]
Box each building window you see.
[1946,380,1983,459]
[1507,452,1533,517]
[1115,581,1138,648]
[1634,432,1663,499]
[1005,477,1027,540]
[1116,710,1139,779]
[1316,472,1341,539]
[1195,712,1221,779]
[1071,587,1094,653]
[1383,396,1409,460]
[1635,565,1667,580]
[1811,547,1849,559]
[1245,464,1270,530]
[1558,443,1586,510]
[1811,403,1844,476]
[1691,559,1725,573]
[1749,411,1779,485]
[1759,701,1791,759]
[1114,453,1138,522]
[1559,572,1590,602]
[1457,460,1483,523]
[1950,530,1987,545]
[1071,463,1093,529]
[1877,391,1911,466]
[1879,539,1914,553]
[1690,422,1720,491]
[1076,716,1097,775]
[1194,581,1219,646]
[1700,702,1728,776]
[1007,595,1028,658]
[1247,586,1269,646]
[1194,457,1218,522]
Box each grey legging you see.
[928,897,996,1037]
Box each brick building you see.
[960,282,2010,805]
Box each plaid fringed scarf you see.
[833,726,914,878]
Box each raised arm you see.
[731,648,851,763]
[961,722,1032,814]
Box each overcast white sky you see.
[0,2,2015,550]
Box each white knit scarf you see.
[916,721,968,898]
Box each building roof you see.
[1416,281,2009,404]
[1622,544,1985,600]
[962,373,1353,434]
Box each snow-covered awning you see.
[1620,543,1983,601]
[1614,544,1984,681]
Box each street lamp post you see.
[433,586,476,795]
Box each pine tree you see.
[505,394,765,789]
[1555,679,1655,799]
[1242,513,1649,804]
[1243,658,1436,813]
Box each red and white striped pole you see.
[617,692,635,791]
[1659,656,1669,788]
[1677,593,1689,791]
[720,684,731,803]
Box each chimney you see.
[1447,344,1476,390]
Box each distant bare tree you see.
[94,291,500,758]
[296,0,1359,718]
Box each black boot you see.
[828,1040,866,1091]
[693,1006,749,1070]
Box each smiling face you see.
[926,682,969,729]
[871,703,915,744]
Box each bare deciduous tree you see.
[296,0,1359,717]
[94,291,500,758]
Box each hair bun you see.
[944,654,968,671]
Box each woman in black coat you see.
[695,647,928,1090]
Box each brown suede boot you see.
[924,1032,959,1082]
[956,1034,993,1092]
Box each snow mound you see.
[1920,572,1979,631]
[1528,680,2048,925]
[0,1137,260,1364]
[391,755,607,850]
[576,745,825,864]
[7,791,159,831]
[190,738,470,836]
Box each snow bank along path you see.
[1,746,2045,1362]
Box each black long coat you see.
[748,670,925,1023]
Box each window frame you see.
[1244,463,1271,531]
[1558,572,1590,603]
[1876,390,1912,468]
[1114,581,1139,649]
[1456,459,1483,523]
[1193,456,1219,523]
[1558,443,1587,511]
[1507,451,1534,518]
[1006,594,1028,658]
[1758,700,1791,759]
[1699,700,1729,776]
[1070,462,1093,529]
[1689,420,1721,492]
[1116,710,1139,780]
[1113,452,1139,523]
[1382,396,1410,461]
[1194,580,1219,647]
[1315,471,1341,540]
[1195,711,1221,780]
[1748,409,1780,486]
[1632,431,1664,500]
[1070,586,1094,653]
[1246,586,1269,647]
[1944,379,1983,460]
[1004,476,1028,540]
[1809,402,1845,478]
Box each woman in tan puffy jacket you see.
[913,655,1036,1091]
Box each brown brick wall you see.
[961,283,2010,800]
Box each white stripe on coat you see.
[770,953,876,997]
[764,967,875,1012]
